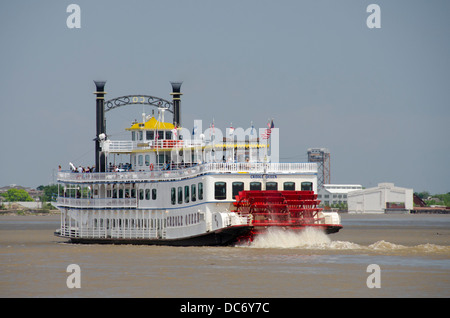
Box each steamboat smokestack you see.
[94,80,106,172]
[170,81,183,127]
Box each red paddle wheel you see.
[233,190,342,242]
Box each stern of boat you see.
[232,190,343,242]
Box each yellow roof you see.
[126,117,175,131]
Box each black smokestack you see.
[94,80,106,172]
[170,81,183,127]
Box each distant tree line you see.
[0,185,58,203]
[0,189,33,202]
[36,185,59,202]
[415,191,450,207]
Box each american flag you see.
[262,119,274,140]
[172,125,178,139]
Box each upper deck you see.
[102,139,202,153]
[58,162,318,184]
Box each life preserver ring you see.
[149,163,154,171]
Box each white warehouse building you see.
[317,184,363,207]
[347,183,413,214]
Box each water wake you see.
[245,228,450,254]
[249,227,331,249]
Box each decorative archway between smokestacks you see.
[94,81,182,172]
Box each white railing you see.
[57,197,137,208]
[105,139,194,153]
[58,162,317,183]
[58,227,161,239]
[208,162,317,173]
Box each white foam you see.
[416,243,449,253]
[249,227,331,249]
[328,240,362,250]
[368,240,406,250]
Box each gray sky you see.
[1,1,449,194]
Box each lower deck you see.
[57,224,252,246]
[57,201,250,243]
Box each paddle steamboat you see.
[55,81,342,246]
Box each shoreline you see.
[0,210,60,216]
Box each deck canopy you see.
[126,117,176,131]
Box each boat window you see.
[138,155,143,166]
[145,155,150,166]
[139,189,144,200]
[250,182,261,191]
[139,131,143,140]
[185,185,189,203]
[178,186,183,204]
[145,189,150,200]
[171,187,176,205]
[214,182,227,200]
[157,131,164,140]
[301,182,313,191]
[132,131,136,141]
[232,182,244,199]
[146,131,154,140]
[283,182,295,191]
[191,184,196,202]
[157,154,168,167]
[198,182,203,200]
[266,182,278,191]
[152,189,157,200]
[165,131,172,140]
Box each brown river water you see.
[0,213,449,298]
